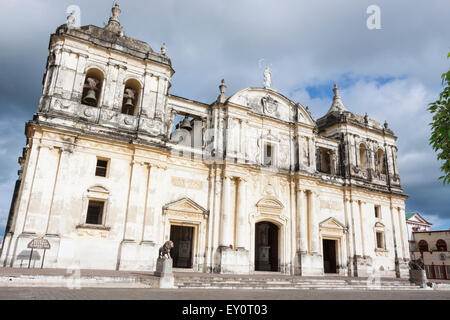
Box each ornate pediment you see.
[319,217,347,233]
[163,197,208,218]
[86,185,110,200]
[87,185,110,194]
[256,197,284,211]
[374,221,385,228]
[226,88,315,126]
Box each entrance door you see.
[255,222,279,271]
[323,239,337,273]
[170,225,194,268]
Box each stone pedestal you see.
[155,257,175,288]
[398,259,410,279]
[353,255,371,277]
[296,252,323,276]
[409,269,427,288]
[219,246,250,274]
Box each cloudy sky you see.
[0,0,449,237]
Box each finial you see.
[217,79,227,103]
[219,79,226,94]
[333,83,339,97]
[105,1,124,35]
[326,83,348,114]
[111,2,121,22]
[161,43,167,55]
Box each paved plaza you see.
[0,287,449,300]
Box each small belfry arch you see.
[359,143,368,170]
[81,68,105,107]
[122,78,142,116]
[376,148,386,174]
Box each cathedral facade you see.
[0,4,410,278]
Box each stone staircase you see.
[174,272,422,290]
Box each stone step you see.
[176,283,421,290]
[174,279,416,286]
[174,276,421,290]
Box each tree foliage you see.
[428,53,450,184]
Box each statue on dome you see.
[263,67,272,89]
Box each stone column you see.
[219,176,232,247]
[212,167,222,249]
[71,54,88,102]
[140,71,153,118]
[392,147,399,176]
[359,201,367,257]
[389,204,400,277]
[398,207,408,261]
[351,200,363,257]
[297,188,308,253]
[112,65,127,111]
[46,148,67,235]
[102,62,119,109]
[309,137,316,170]
[124,161,149,242]
[239,120,245,162]
[205,168,215,271]
[289,180,296,275]
[141,165,156,243]
[309,191,319,254]
[344,196,354,274]
[235,177,247,249]
[23,145,61,235]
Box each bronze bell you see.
[83,89,97,105]
[124,97,134,109]
[180,116,192,131]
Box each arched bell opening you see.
[254,221,279,272]
[376,148,386,174]
[359,143,368,170]
[121,79,141,116]
[81,68,104,107]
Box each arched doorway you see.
[255,222,279,271]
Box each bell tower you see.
[37,2,175,142]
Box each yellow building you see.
[411,230,450,280]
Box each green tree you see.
[428,53,450,184]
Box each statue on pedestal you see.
[263,67,272,89]
[159,240,174,259]
[156,241,175,288]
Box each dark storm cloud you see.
[0,0,449,236]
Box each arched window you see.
[81,68,104,107]
[418,240,429,252]
[436,239,447,252]
[359,143,367,170]
[122,79,141,116]
[317,147,331,174]
[377,148,386,174]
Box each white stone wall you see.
[0,23,409,279]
